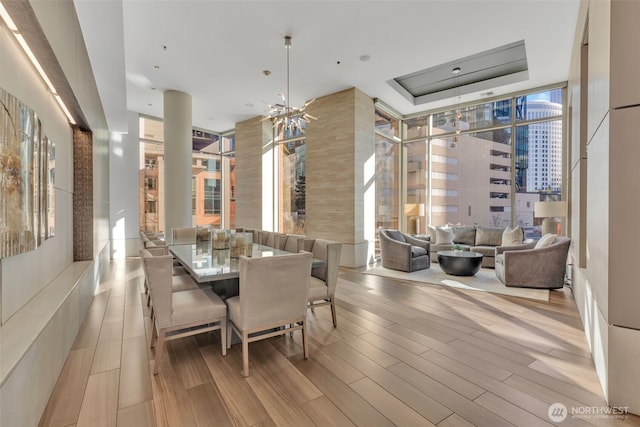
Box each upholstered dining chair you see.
[226,252,313,377]
[273,232,288,250]
[283,235,314,253]
[144,245,188,275]
[171,227,196,244]
[142,251,227,375]
[258,230,275,247]
[140,249,199,315]
[141,234,167,251]
[307,239,342,327]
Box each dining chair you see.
[273,233,288,250]
[258,230,275,247]
[141,235,167,250]
[140,249,199,315]
[308,239,342,327]
[142,252,227,374]
[283,235,304,253]
[226,252,312,377]
[144,245,188,275]
[171,227,196,244]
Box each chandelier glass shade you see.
[450,67,462,148]
[265,36,316,135]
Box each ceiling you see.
[73,0,581,135]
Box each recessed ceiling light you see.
[359,55,371,62]
[452,67,461,75]
[153,65,160,70]
[147,103,152,106]
[245,103,254,108]
[150,87,156,91]
[262,70,271,76]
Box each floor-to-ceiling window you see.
[138,116,236,233]
[374,109,400,255]
[513,89,564,238]
[275,121,306,234]
[394,85,564,240]
[222,132,236,229]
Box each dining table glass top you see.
[169,242,322,283]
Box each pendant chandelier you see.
[451,66,462,148]
[265,36,316,133]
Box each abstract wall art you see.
[0,87,55,258]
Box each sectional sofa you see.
[427,225,534,268]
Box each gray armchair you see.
[379,229,430,272]
[495,236,570,289]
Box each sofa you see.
[379,229,430,272]
[427,225,534,268]
[495,235,570,289]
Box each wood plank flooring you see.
[39,258,640,427]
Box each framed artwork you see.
[0,87,55,258]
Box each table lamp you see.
[534,201,566,235]
[404,203,425,235]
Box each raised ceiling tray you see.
[388,40,529,105]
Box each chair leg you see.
[220,319,227,357]
[302,320,309,359]
[242,332,249,377]
[153,332,165,375]
[226,322,233,349]
[150,324,158,348]
[330,298,337,327]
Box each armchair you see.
[495,236,570,289]
[379,229,430,272]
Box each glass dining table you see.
[169,242,324,298]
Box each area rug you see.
[363,265,549,301]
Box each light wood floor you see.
[39,258,640,427]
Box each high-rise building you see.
[524,100,563,192]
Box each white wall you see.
[0,9,74,324]
[110,112,140,258]
[567,0,640,414]
[0,1,111,425]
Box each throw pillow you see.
[427,225,437,242]
[435,226,454,245]
[475,226,504,246]
[502,226,524,246]
[535,233,557,248]
[452,226,476,245]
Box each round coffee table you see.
[437,251,483,276]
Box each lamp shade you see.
[534,201,566,218]
[404,203,425,216]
